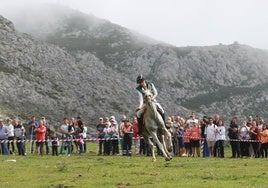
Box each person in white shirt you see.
[14,119,25,156]
[60,118,73,156]
[215,119,226,158]
[7,119,15,155]
[186,112,199,129]
[103,121,112,155]
[204,117,217,157]
[239,120,250,157]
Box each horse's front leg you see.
[151,132,171,161]
[144,136,156,162]
[147,137,156,162]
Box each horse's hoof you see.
[165,158,171,161]
[152,158,156,162]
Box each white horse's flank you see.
[142,90,173,161]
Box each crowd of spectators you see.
[0,116,87,156]
[163,112,268,158]
[95,112,268,159]
[0,112,267,159]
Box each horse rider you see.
[135,74,165,134]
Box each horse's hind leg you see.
[161,134,173,160]
[163,130,173,157]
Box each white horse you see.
[142,90,173,161]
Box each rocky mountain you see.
[1,4,268,127]
[0,15,136,126]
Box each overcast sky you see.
[1,0,268,49]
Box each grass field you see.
[0,142,268,188]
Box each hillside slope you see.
[1,4,268,123]
[0,15,136,124]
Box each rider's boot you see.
[161,112,165,123]
[137,116,143,135]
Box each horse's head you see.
[144,90,153,103]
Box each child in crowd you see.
[51,132,59,156]
[184,125,191,157]
[178,125,185,156]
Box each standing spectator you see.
[0,119,9,155]
[103,121,112,155]
[200,117,210,157]
[228,117,240,158]
[28,116,39,154]
[174,116,182,155]
[96,117,105,155]
[76,118,85,154]
[122,119,133,156]
[132,117,140,155]
[189,122,201,157]
[77,117,86,153]
[110,120,119,155]
[68,118,76,153]
[249,120,260,158]
[82,124,87,153]
[260,124,268,158]
[118,115,127,153]
[213,114,220,126]
[42,117,50,155]
[257,117,264,132]
[110,116,118,125]
[104,117,111,126]
[186,112,198,129]
[215,119,226,158]
[34,119,47,156]
[6,119,15,155]
[247,115,253,125]
[60,118,73,156]
[51,132,59,156]
[239,120,250,158]
[184,125,191,157]
[14,119,25,156]
[178,125,185,156]
[204,117,217,157]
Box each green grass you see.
[0,143,268,188]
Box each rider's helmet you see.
[136,74,145,84]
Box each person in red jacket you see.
[132,117,140,155]
[34,119,47,156]
[249,120,260,158]
[122,119,133,156]
[189,122,201,157]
